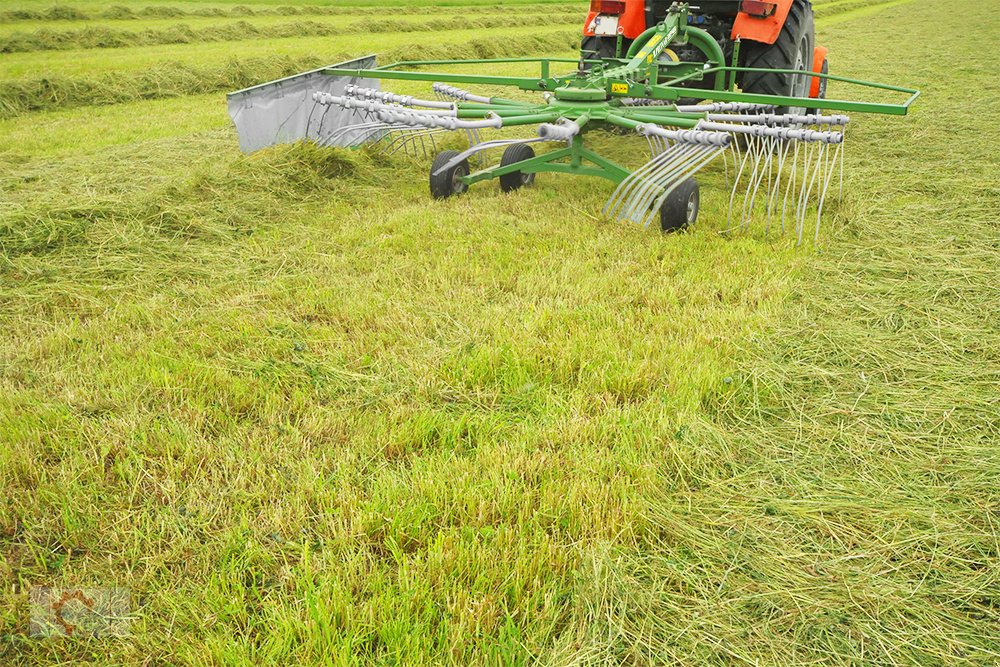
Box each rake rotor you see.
[228,3,917,239]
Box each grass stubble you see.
[1,0,998,664]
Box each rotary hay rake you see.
[228,3,918,240]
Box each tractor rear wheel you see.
[738,0,815,114]
[580,35,627,65]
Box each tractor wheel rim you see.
[790,36,810,114]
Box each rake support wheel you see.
[499,144,537,193]
[430,150,470,199]
[659,178,700,233]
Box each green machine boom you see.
[228,3,918,239]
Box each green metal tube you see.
[616,111,700,129]
[604,114,642,130]
[494,111,562,126]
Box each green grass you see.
[1,0,998,664]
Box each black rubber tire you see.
[659,178,699,233]
[580,35,630,68]
[430,150,470,199]
[498,144,537,193]
[738,0,815,114]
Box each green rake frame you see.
[228,2,919,239]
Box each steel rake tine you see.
[607,144,696,221]
[620,144,722,227]
[795,141,822,245]
[321,120,386,147]
[633,146,717,227]
[605,146,680,218]
[765,138,793,235]
[380,126,425,155]
[815,139,844,242]
[781,140,801,234]
[738,134,765,232]
[620,145,702,224]
[727,135,757,232]
[839,128,846,200]
[722,141,732,190]
[792,141,814,243]
[743,135,776,231]
[645,135,660,157]
[641,146,725,227]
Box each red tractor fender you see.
[731,0,795,44]
[810,45,829,98]
[583,0,647,40]
[583,1,800,46]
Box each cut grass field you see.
[1,0,998,665]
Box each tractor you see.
[582,0,827,108]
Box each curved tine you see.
[722,141,731,190]
[355,123,416,148]
[740,136,765,229]
[838,128,846,199]
[606,144,690,219]
[793,146,816,244]
[628,147,724,228]
[346,124,393,147]
[620,145,703,223]
[744,136,777,230]
[321,121,384,146]
[641,147,725,227]
[630,146,718,227]
[780,139,800,233]
[726,134,760,232]
[727,134,757,232]
[625,150,702,226]
[815,140,844,242]
[415,131,429,158]
[765,138,793,235]
[386,126,427,155]
[389,128,442,157]
[378,125,422,153]
[645,135,658,157]
[798,142,827,245]
[738,135,765,230]
[615,144,701,223]
[746,134,773,230]
[307,102,327,137]
[605,145,682,218]
[313,105,333,138]
[380,127,418,155]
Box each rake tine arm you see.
[615,111,702,129]
[705,113,850,126]
[432,83,535,108]
[675,102,775,113]
[698,121,845,144]
[343,85,456,110]
[377,109,504,131]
